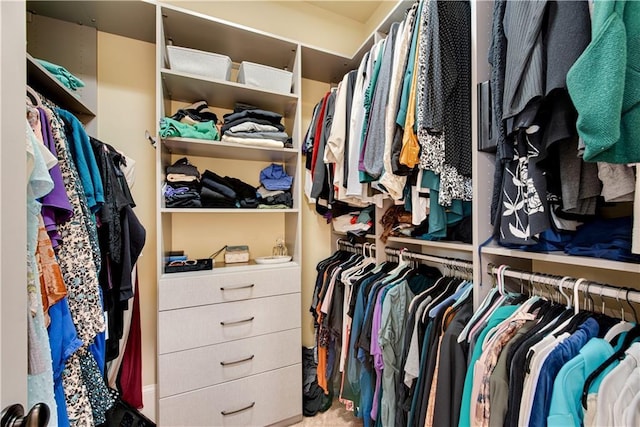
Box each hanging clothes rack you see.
[336,238,376,255]
[384,247,473,270]
[488,264,640,305]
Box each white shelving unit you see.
[155,3,303,425]
[162,137,298,162]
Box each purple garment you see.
[369,285,390,420]
[39,108,73,248]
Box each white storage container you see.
[237,61,293,94]
[167,45,232,81]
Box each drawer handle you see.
[220,354,255,366]
[220,283,255,291]
[220,316,254,326]
[221,402,255,416]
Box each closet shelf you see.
[161,69,298,116]
[160,260,299,280]
[26,54,95,119]
[481,244,640,274]
[386,236,474,253]
[332,230,376,240]
[161,208,299,214]
[161,5,298,72]
[162,138,298,162]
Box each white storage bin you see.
[167,45,232,81]
[237,61,293,94]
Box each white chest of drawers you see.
[158,264,302,426]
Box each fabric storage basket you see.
[237,61,293,93]
[167,45,232,80]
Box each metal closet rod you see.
[488,264,640,305]
[384,247,473,270]
[337,239,376,253]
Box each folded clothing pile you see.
[257,164,293,208]
[36,58,85,91]
[160,100,220,140]
[201,170,259,208]
[333,206,375,235]
[565,217,640,262]
[221,104,291,149]
[164,157,201,208]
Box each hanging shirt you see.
[546,338,615,427]
[459,305,519,427]
[528,318,599,427]
[594,342,640,426]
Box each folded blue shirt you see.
[565,217,640,262]
[260,163,293,191]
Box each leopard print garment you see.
[43,105,105,346]
[62,352,94,426]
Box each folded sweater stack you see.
[160,101,220,140]
[257,163,294,209]
[164,157,201,208]
[201,170,259,208]
[221,106,291,149]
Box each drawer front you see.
[159,267,300,311]
[159,328,301,398]
[159,364,302,427]
[158,293,301,354]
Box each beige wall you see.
[364,1,400,34]
[96,31,158,388]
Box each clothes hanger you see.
[583,282,595,313]
[26,86,43,108]
[582,323,640,409]
[604,287,635,342]
[497,264,507,296]
[557,276,573,309]
[625,287,639,324]
[573,278,588,315]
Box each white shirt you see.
[595,342,640,427]
[519,333,570,426]
[379,9,414,200]
[622,389,640,427]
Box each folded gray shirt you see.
[223,130,289,142]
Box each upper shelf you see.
[161,208,299,214]
[26,54,95,119]
[300,0,413,83]
[26,1,156,43]
[162,138,298,162]
[161,5,298,72]
[481,244,640,274]
[300,46,362,84]
[387,236,474,253]
[161,69,298,116]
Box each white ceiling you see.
[305,1,384,23]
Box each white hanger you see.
[604,287,635,342]
[26,85,43,108]
[573,278,588,315]
[497,264,509,296]
[558,276,573,309]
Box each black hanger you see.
[581,324,640,409]
[553,311,591,337]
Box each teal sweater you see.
[567,0,640,163]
